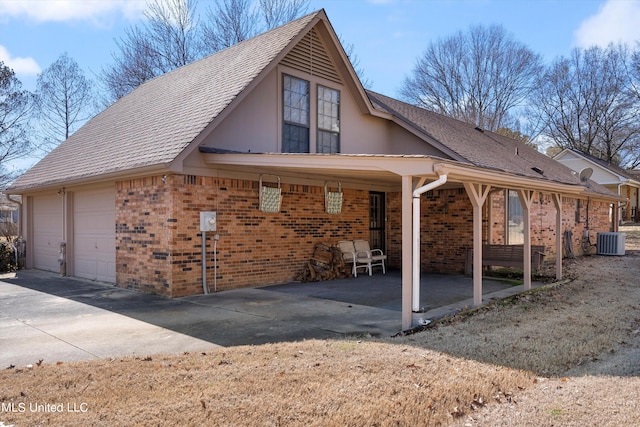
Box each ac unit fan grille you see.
[596,232,625,256]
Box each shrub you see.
[0,241,17,272]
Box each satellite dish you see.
[579,167,593,182]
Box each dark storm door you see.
[369,192,385,251]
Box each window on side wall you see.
[283,74,310,153]
[317,85,340,153]
[507,190,524,244]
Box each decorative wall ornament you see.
[259,174,282,213]
[324,181,342,214]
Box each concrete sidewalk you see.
[1,269,543,368]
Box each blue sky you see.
[1,0,639,98]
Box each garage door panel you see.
[32,194,63,272]
[73,188,116,283]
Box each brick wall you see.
[116,175,613,296]
[387,187,613,275]
[385,192,402,268]
[489,190,613,257]
[116,176,173,295]
[116,174,370,297]
[561,196,612,256]
[387,188,474,274]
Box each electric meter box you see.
[200,211,217,232]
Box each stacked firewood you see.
[296,242,352,282]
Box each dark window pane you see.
[283,123,310,153]
[317,130,339,153]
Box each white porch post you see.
[552,193,563,280]
[517,189,534,290]
[402,175,414,330]
[464,182,491,306]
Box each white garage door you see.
[73,188,116,283]
[32,194,64,272]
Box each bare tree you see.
[201,0,260,52]
[0,62,33,188]
[35,53,94,150]
[101,0,201,102]
[147,0,201,67]
[340,36,372,89]
[102,26,159,101]
[259,0,309,30]
[103,0,309,101]
[529,44,640,168]
[630,42,640,101]
[401,24,542,132]
[201,0,309,52]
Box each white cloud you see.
[0,0,145,24]
[574,0,640,48]
[0,46,41,75]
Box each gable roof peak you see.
[8,9,324,192]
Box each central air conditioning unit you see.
[596,232,626,256]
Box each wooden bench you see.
[465,245,546,275]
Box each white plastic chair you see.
[337,240,371,277]
[354,240,386,274]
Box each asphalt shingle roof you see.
[9,11,320,191]
[367,91,580,184]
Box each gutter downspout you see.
[618,183,622,226]
[412,173,448,312]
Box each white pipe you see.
[412,174,448,312]
[202,231,209,294]
[213,234,219,292]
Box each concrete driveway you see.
[1,269,535,368]
[0,270,404,368]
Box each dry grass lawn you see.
[1,225,639,426]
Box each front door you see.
[369,192,385,251]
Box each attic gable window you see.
[317,85,340,153]
[283,74,310,153]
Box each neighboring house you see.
[7,10,620,330]
[554,149,640,223]
[0,193,20,225]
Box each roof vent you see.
[532,167,544,175]
[474,126,484,133]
